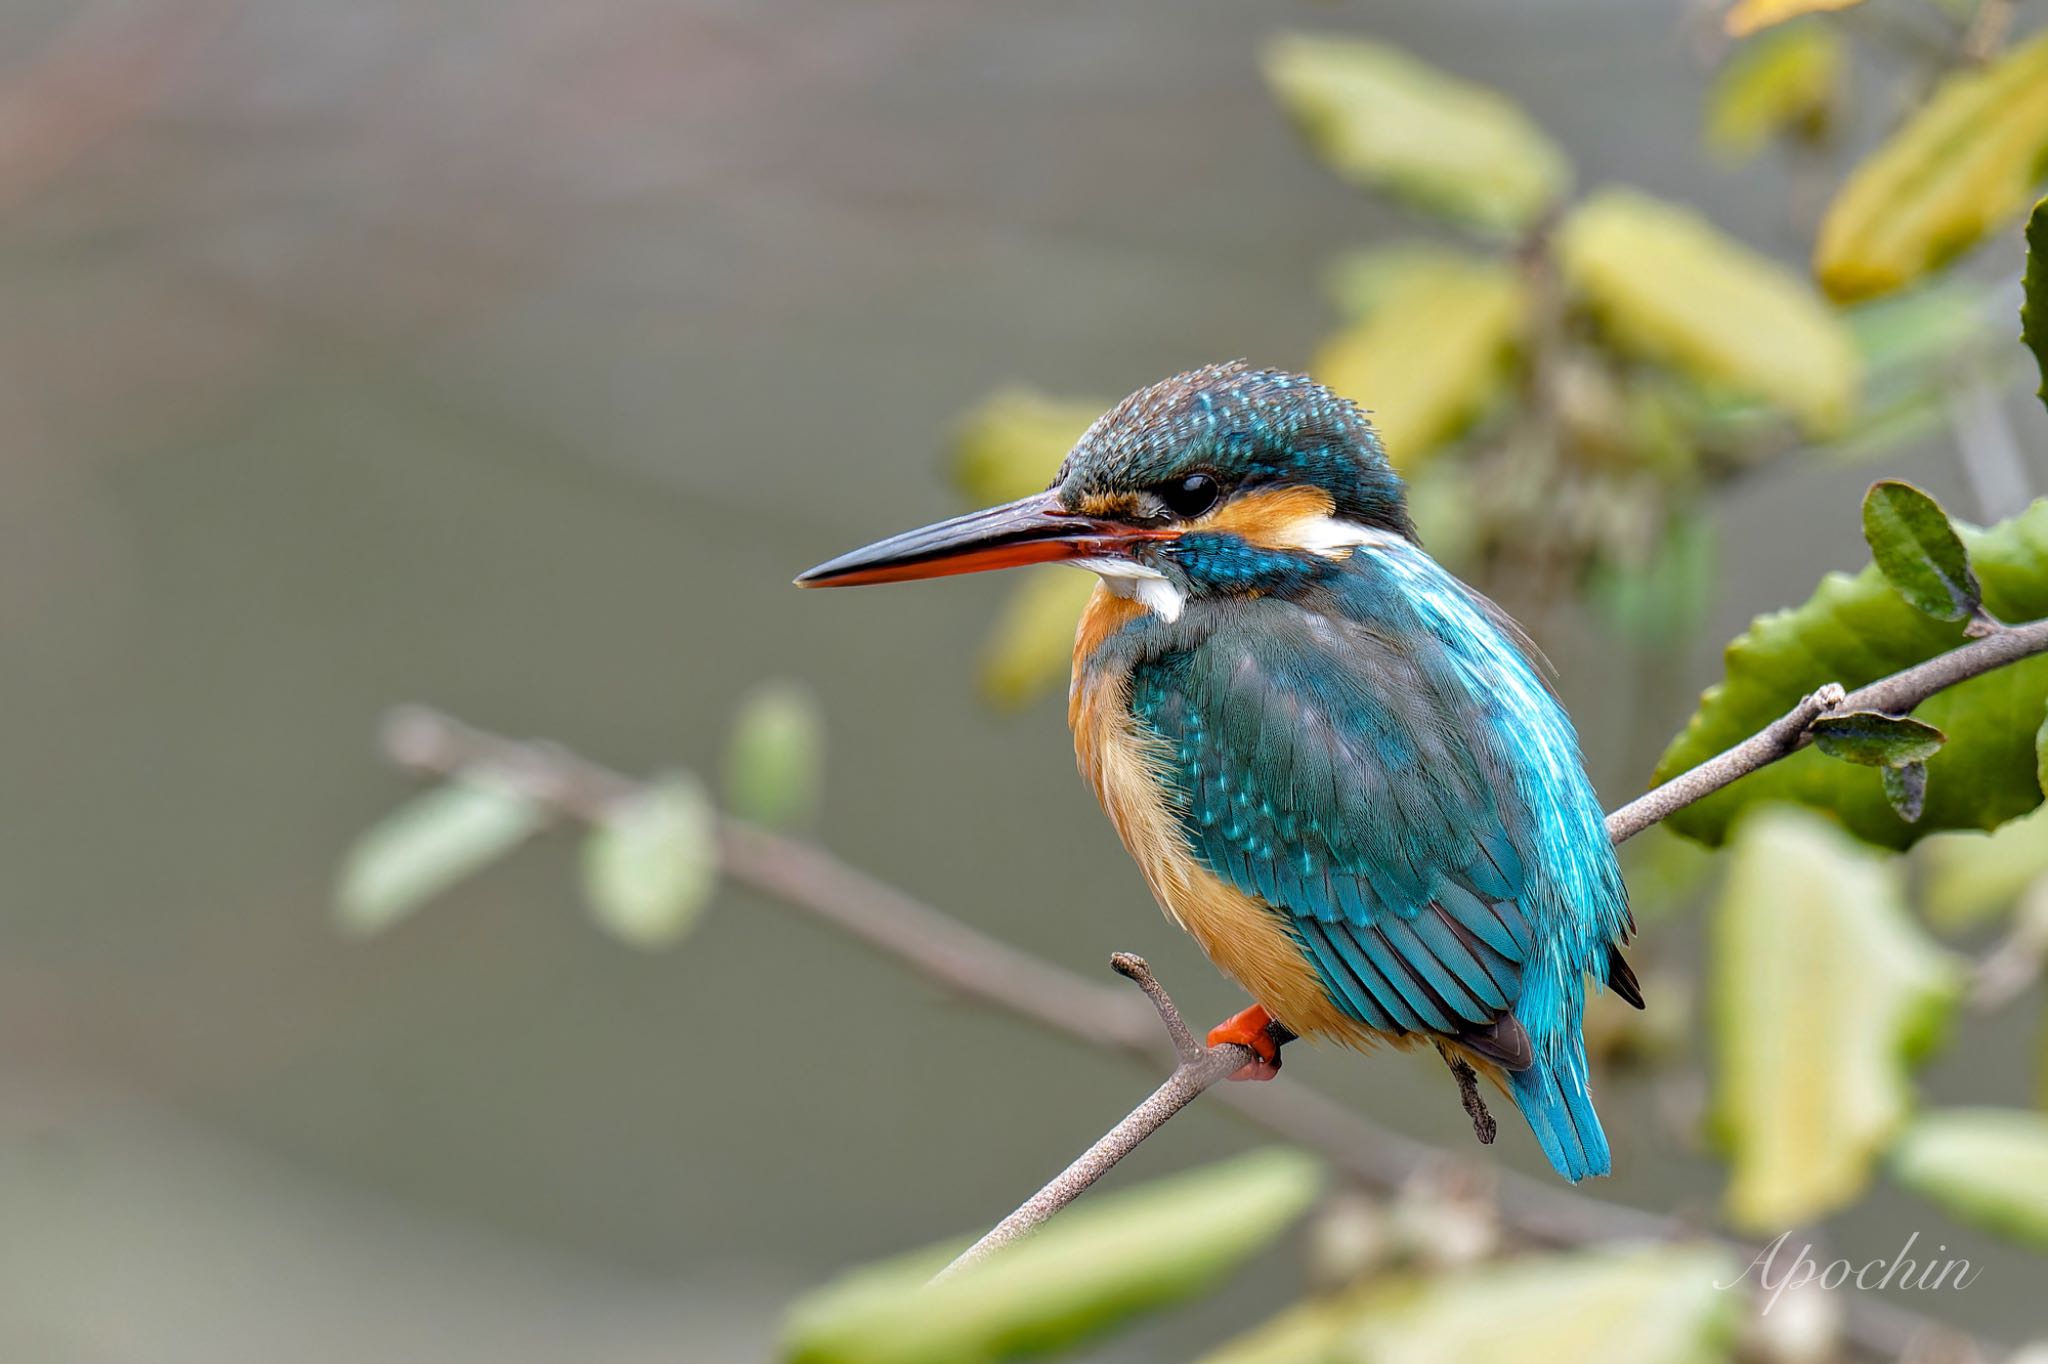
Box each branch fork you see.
[935,955,1257,1279]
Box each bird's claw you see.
[1207,1004,1292,1081]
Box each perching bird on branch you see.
[797,362,1640,1182]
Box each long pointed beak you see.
[795,491,1166,588]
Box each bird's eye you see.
[1157,472,1220,520]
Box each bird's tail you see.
[1505,1038,1610,1182]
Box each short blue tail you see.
[1506,1040,1610,1182]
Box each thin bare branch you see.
[934,960,1253,1278]
[1604,614,2048,845]
[378,602,2048,1364]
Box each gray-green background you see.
[1,0,2041,1358]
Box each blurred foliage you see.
[338,11,2048,1360]
[1558,188,1859,434]
[2027,196,2048,402]
[952,391,1102,507]
[1890,1108,2048,1251]
[335,774,544,937]
[1261,33,1568,235]
[779,1150,1321,1364]
[1918,801,2048,929]
[1314,246,1524,467]
[581,772,718,949]
[725,679,827,829]
[1709,807,1960,1230]
[1704,24,1841,163]
[1205,1244,1739,1364]
[1723,0,1867,40]
[1655,495,2048,848]
[1814,30,2048,302]
[978,568,1098,709]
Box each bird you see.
[795,361,1639,1181]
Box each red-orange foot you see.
[1207,1004,1292,1081]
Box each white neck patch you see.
[1072,558,1185,623]
[1288,514,1397,558]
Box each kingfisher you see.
[796,362,1639,1181]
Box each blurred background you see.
[1,0,2045,1360]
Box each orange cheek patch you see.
[1197,486,1339,550]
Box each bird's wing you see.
[1127,598,1564,1063]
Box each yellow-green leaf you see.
[582,772,718,950]
[1196,1285,1377,1364]
[1262,33,1569,234]
[1724,0,1866,38]
[951,391,1102,507]
[1919,803,2048,929]
[978,567,1097,709]
[1891,1108,2048,1251]
[1710,807,1962,1231]
[1815,31,2048,303]
[334,775,545,937]
[1559,188,1860,433]
[1314,248,1524,468]
[780,1149,1322,1364]
[1204,1245,1738,1364]
[1652,498,2048,849]
[725,679,826,829]
[1706,24,1842,161]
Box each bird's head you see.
[795,362,1413,621]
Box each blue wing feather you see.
[1123,544,1630,1179]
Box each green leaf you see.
[724,680,825,829]
[334,775,545,936]
[950,391,1102,507]
[1891,1108,2048,1252]
[1810,711,1946,767]
[1917,803,2048,929]
[978,568,1097,709]
[2025,196,2048,406]
[582,772,718,950]
[1558,189,1860,434]
[780,1149,1322,1364]
[1314,248,1524,468]
[1883,761,1928,823]
[1815,31,2048,303]
[1651,497,2048,849]
[1262,33,1569,235]
[1862,480,1983,622]
[1705,24,1842,162]
[1204,1245,1740,1364]
[1723,0,1865,38]
[1710,807,1962,1231]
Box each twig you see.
[378,605,2048,1362]
[934,957,1251,1278]
[1604,614,2048,844]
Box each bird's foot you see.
[1206,1004,1294,1081]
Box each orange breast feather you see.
[1068,583,1374,1047]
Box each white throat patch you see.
[1072,558,1186,623]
